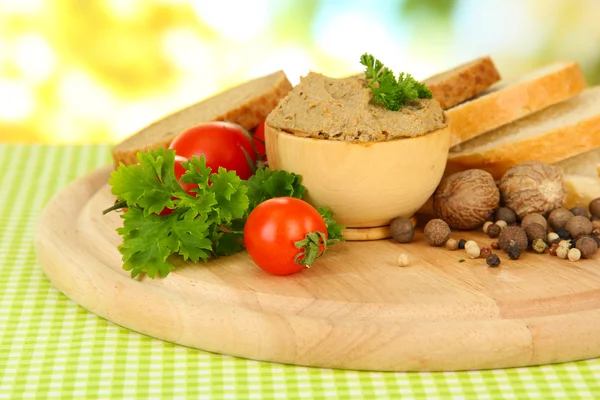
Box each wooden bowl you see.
[265,122,451,230]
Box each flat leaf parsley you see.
[106,148,343,279]
[360,53,432,111]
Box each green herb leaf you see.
[107,148,345,279]
[244,168,306,212]
[317,206,346,244]
[360,53,432,111]
[109,149,183,216]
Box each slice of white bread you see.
[112,70,293,166]
[564,175,600,210]
[423,56,501,110]
[445,61,586,147]
[555,148,600,177]
[446,86,600,180]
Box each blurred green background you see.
[0,0,599,144]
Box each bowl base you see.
[341,226,391,241]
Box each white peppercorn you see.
[557,246,569,259]
[568,248,581,262]
[483,221,494,234]
[466,243,481,259]
[547,232,560,243]
[495,220,508,230]
[396,253,410,267]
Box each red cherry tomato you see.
[244,197,328,275]
[169,121,256,180]
[252,120,266,159]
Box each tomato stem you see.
[294,231,328,267]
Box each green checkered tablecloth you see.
[1,143,600,399]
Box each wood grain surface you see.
[36,166,600,371]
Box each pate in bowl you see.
[264,72,451,232]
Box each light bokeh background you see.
[1,0,599,144]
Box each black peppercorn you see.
[486,253,501,267]
[458,239,467,249]
[555,228,571,240]
[506,240,521,260]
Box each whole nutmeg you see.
[548,208,574,231]
[525,223,546,245]
[498,161,566,219]
[575,236,598,259]
[494,207,517,225]
[566,215,593,239]
[570,206,589,219]
[520,213,548,232]
[390,217,415,243]
[424,219,451,246]
[498,226,528,253]
[433,169,500,230]
[590,198,600,218]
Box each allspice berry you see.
[589,198,600,218]
[498,226,528,253]
[487,223,501,239]
[521,213,548,231]
[390,217,415,243]
[524,222,546,245]
[495,207,517,225]
[506,240,522,260]
[424,219,451,246]
[548,208,574,231]
[446,238,458,251]
[576,236,598,259]
[566,215,593,239]
[486,253,501,267]
[570,206,589,219]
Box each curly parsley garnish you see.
[360,53,432,111]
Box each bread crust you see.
[424,56,501,110]
[111,71,292,167]
[446,113,600,179]
[446,62,587,148]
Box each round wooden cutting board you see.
[36,166,600,372]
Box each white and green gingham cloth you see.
[1,143,600,399]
